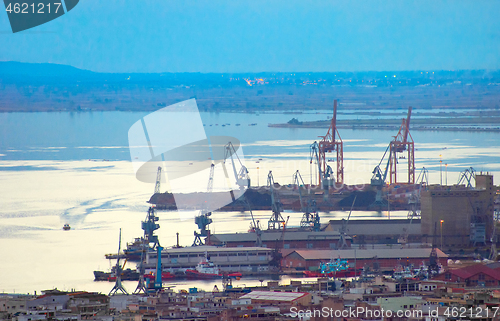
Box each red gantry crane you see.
[389,106,415,184]
[317,100,344,187]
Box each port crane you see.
[370,145,391,207]
[270,216,289,271]
[134,170,162,294]
[388,106,415,184]
[224,142,250,189]
[221,141,261,246]
[246,198,263,247]
[407,167,429,219]
[267,171,285,230]
[193,163,215,246]
[293,170,320,231]
[109,228,128,296]
[316,99,344,186]
[310,141,335,189]
[399,168,429,247]
[338,194,357,249]
[154,166,162,194]
[457,167,476,188]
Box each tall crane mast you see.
[193,163,215,246]
[244,197,263,247]
[154,166,162,194]
[317,100,344,186]
[370,145,391,207]
[310,141,322,186]
[109,228,128,295]
[293,170,320,231]
[224,142,250,189]
[389,106,415,184]
[338,195,357,249]
[267,171,285,230]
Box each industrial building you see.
[432,263,500,287]
[421,173,495,247]
[283,248,448,271]
[144,246,274,274]
[207,230,348,249]
[323,219,421,245]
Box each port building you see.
[207,230,348,249]
[323,219,422,245]
[145,246,273,274]
[421,173,495,247]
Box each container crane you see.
[270,216,289,271]
[399,167,429,246]
[244,197,263,247]
[389,106,415,184]
[293,170,320,231]
[457,167,476,188]
[317,99,344,186]
[338,195,357,249]
[109,228,128,296]
[407,167,429,219]
[370,145,391,207]
[224,142,250,189]
[221,141,261,246]
[193,163,215,246]
[154,166,162,194]
[267,171,285,230]
[310,142,334,189]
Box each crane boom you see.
[267,171,285,230]
[154,167,162,194]
[224,142,250,188]
[403,107,412,144]
[293,170,306,212]
[193,163,215,246]
[310,142,322,186]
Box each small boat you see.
[144,271,176,280]
[185,260,222,279]
[63,224,71,231]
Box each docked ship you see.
[185,260,223,279]
[144,245,274,276]
[303,258,359,278]
[93,267,140,282]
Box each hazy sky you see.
[1,0,499,73]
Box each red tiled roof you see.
[449,264,500,280]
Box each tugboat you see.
[144,271,176,281]
[185,259,223,279]
[63,223,71,231]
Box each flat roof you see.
[286,248,447,260]
[240,291,309,302]
[210,231,343,243]
[326,219,421,235]
[158,246,272,254]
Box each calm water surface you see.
[0,111,498,294]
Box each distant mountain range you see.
[1,61,500,113]
[2,61,500,88]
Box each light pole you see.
[445,163,448,186]
[439,154,442,185]
[440,220,444,249]
[256,163,260,187]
